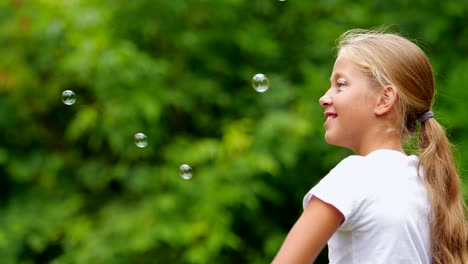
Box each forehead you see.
[330,55,366,80]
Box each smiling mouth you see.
[326,114,337,121]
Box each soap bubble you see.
[134,133,148,148]
[179,164,192,180]
[62,90,76,105]
[252,73,269,92]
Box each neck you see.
[354,129,405,156]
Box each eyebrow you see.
[329,72,346,83]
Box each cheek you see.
[333,95,354,112]
[335,94,373,120]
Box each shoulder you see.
[327,155,368,182]
[333,155,365,171]
[307,155,369,200]
[303,155,369,227]
[308,154,377,204]
[333,150,413,175]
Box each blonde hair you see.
[337,28,468,264]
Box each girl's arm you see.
[271,196,344,264]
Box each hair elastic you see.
[417,111,434,123]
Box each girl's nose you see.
[319,94,332,107]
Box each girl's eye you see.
[337,78,347,90]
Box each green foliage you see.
[0,0,467,263]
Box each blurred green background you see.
[1,0,467,263]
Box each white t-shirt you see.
[303,149,431,264]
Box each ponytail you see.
[418,118,468,264]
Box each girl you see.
[272,29,468,264]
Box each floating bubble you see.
[179,164,192,180]
[62,90,76,105]
[252,73,269,92]
[134,133,148,148]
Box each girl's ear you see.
[375,86,398,116]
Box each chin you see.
[324,133,348,149]
[324,134,337,145]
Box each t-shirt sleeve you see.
[303,155,365,230]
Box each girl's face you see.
[319,55,380,154]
